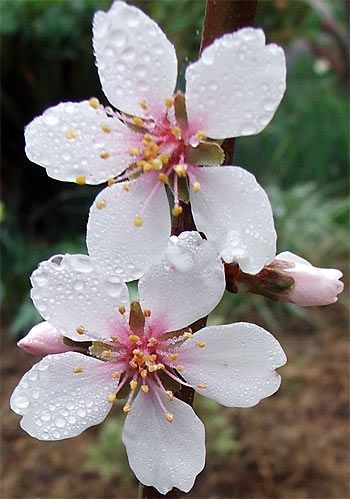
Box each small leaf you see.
[186,141,224,166]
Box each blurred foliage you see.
[1,0,348,340]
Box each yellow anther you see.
[108,393,116,403]
[159,153,170,165]
[173,164,187,177]
[73,366,83,374]
[197,383,207,389]
[65,129,77,140]
[134,215,143,228]
[111,335,119,342]
[164,96,175,108]
[133,117,144,127]
[140,99,148,110]
[150,158,163,170]
[129,334,140,343]
[166,413,174,422]
[141,369,148,379]
[89,97,100,109]
[148,365,157,373]
[75,175,86,186]
[129,147,141,156]
[196,130,206,140]
[129,360,137,368]
[171,126,181,137]
[169,353,178,361]
[130,379,138,391]
[143,309,152,318]
[157,363,165,370]
[148,337,157,345]
[99,151,109,159]
[166,390,173,401]
[150,354,157,361]
[143,133,153,143]
[158,173,169,184]
[183,332,193,339]
[142,162,153,172]
[176,364,184,372]
[141,384,149,393]
[196,341,206,348]
[118,305,126,315]
[192,181,201,192]
[102,350,112,359]
[123,182,130,192]
[101,124,111,133]
[123,403,131,413]
[132,349,142,356]
[149,142,159,155]
[111,372,120,379]
[172,206,183,217]
[96,200,106,209]
[107,177,116,186]
[76,326,86,335]
[143,149,155,161]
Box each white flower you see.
[25,0,286,276]
[11,232,286,494]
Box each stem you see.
[137,482,144,499]
[142,1,257,497]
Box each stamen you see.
[143,133,153,143]
[159,153,170,165]
[150,158,162,170]
[143,310,152,318]
[169,353,178,361]
[148,337,157,345]
[123,403,131,413]
[134,215,143,228]
[129,334,140,343]
[173,164,187,177]
[96,200,106,209]
[158,173,168,184]
[192,181,201,192]
[107,178,116,186]
[172,205,183,217]
[99,151,109,159]
[73,366,83,374]
[141,384,149,393]
[182,332,193,339]
[133,117,144,127]
[108,393,116,403]
[102,350,112,359]
[129,147,141,156]
[197,383,207,389]
[130,379,138,391]
[101,124,111,133]
[164,97,175,108]
[176,364,184,372]
[89,97,100,109]
[166,390,174,401]
[141,369,148,379]
[75,175,86,186]
[166,413,174,422]
[118,305,126,315]
[196,341,206,348]
[123,182,130,192]
[111,372,121,379]
[171,126,181,137]
[76,326,86,335]
[140,99,148,110]
[66,129,77,140]
[196,130,206,140]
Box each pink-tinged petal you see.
[10,352,117,440]
[122,385,205,494]
[185,28,286,139]
[25,101,137,184]
[87,175,171,281]
[93,1,177,119]
[180,323,286,408]
[17,321,71,356]
[138,231,225,333]
[190,166,276,274]
[30,254,130,342]
[275,252,344,306]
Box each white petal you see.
[181,323,287,408]
[87,175,171,281]
[185,28,286,139]
[190,166,276,274]
[138,231,225,333]
[93,1,177,118]
[276,251,311,266]
[25,101,138,184]
[30,254,130,342]
[122,385,205,494]
[10,352,117,440]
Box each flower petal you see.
[190,166,276,274]
[17,321,71,356]
[138,231,225,333]
[185,28,286,139]
[180,323,287,407]
[93,1,177,119]
[87,175,171,281]
[122,385,205,494]
[25,101,138,184]
[10,352,117,440]
[276,251,311,266]
[30,254,130,342]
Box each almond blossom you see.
[11,232,286,494]
[25,0,286,277]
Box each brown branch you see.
[143,1,257,497]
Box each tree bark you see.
[143,1,257,497]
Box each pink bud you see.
[275,252,344,306]
[17,321,71,356]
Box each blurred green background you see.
[1,1,349,498]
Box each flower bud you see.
[274,252,344,306]
[17,321,71,356]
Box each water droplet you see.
[68,255,93,273]
[201,49,214,65]
[55,418,66,428]
[263,99,275,112]
[13,394,30,410]
[41,412,51,422]
[135,64,147,78]
[125,9,140,28]
[121,47,136,61]
[73,280,84,291]
[77,408,86,418]
[32,272,48,287]
[110,29,126,48]
[43,114,59,126]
